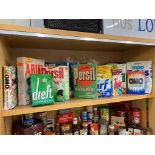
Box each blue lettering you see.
[138,19,145,31]
[146,19,153,32]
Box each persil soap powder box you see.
[17,57,45,105]
[97,65,112,97]
[127,61,152,94]
[73,64,98,99]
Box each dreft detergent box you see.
[30,74,54,106]
[97,65,112,97]
[17,57,45,105]
[127,61,152,94]
[41,66,69,102]
[73,64,98,99]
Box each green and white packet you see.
[30,74,54,106]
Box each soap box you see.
[45,61,78,97]
[30,74,54,106]
[127,71,145,94]
[127,61,152,94]
[73,64,97,99]
[17,57,45,105]
[97,65,112,97]
[41,65,69,102]
[112,69,123,96]
[3,66,17,110]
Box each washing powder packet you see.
[41,66,69,102]
[112,69,123,96]
[30,74,54,106]
[45,61,78,97]
[17,57,45,105]
[3,66,17,110]
[127,61,152,94]
[127,71,145,94]
[97,65,112,97]
[73,64,98,99]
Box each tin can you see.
[100,107,109,122]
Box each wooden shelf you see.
[0,24,155,51]
[2,94,154,117]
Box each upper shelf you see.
[0,24,155,51]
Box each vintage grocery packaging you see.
[100,106,110,122]
[111,116,126,127]
[118,64,127,94]
[3,66,17,110]
[45,61,78,97]
[17,57,45,105]
[41,65,69,102]
[97,65,112,97]
[111,68,123,96]
[73,64,98,99]
[30,74,54,106]
[127,71,145,94]
[127,61,152,94]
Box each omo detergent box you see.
[127,71,145,94]
[112,69,123,96]
[41,66,69,102]
[17,57,45,105]
[30,74,54,106]
[127,61,152,94]
[3,66,17,110]
[45,61,78,97]
[73,64,97,99]
[97,65,112,97]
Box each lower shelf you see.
[2,94,154,117]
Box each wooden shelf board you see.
[0,24,154,51]
[2,94,154,117]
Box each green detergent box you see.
[30,74,55,106]
[73,64,98,99]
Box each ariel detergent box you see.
[30,74,54,106]
[17,57,45,105]
[41,66,69,102]
[73,64,97,99]
[3,66,17,110]
[127,61,151,94]
[97,65,112,97]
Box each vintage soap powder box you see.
[118,64,127,94]
[30,74,54,106]
[111,69,123,96]
[17,57,45,105]
[73,64,97,99]
[127,71,145,94]
[45,61,78,97]
[97,65,112,97]
[127,61,152,94]
[41,66,69,102]
[3,66,17,110]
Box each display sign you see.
[103,19,155,39]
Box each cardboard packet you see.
[41,66,69,102]
[97,65,112,97]
[3,66,17,110]
[17,57,45,105]
[73,64,98,99]
[30,74,54,106]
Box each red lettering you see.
[25,64,30,76]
